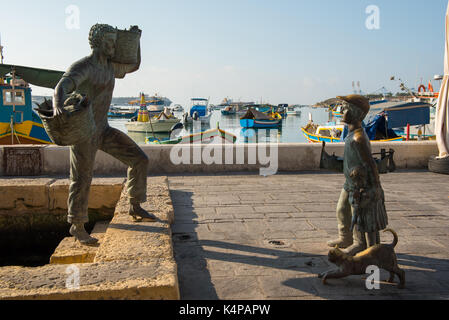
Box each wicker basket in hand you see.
[37,94,96,146]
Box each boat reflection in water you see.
[241,126,282,144]
[145,123,237,145]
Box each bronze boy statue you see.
[53,24,156,245]
[327,95,389,256]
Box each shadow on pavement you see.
[170,189,219,300]
[170,188,449,300]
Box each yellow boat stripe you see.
[301,128,404,143]
[301,128,340,142]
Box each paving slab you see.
[170,170,449,300]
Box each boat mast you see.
[0,34,4,85]
[11,69,17,144]
[0,33,4,64]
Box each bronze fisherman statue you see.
[327,95,389,256]
[53,24,156,245]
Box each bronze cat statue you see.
[319,229,405,289]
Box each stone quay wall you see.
[0,141,438,176]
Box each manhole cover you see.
[265,240,291,248]
[269,240,285,246]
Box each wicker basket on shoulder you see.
[112,25,142,64]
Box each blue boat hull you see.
[108,111,138,119]
[240,119,281,129]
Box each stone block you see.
[0,178,54,209]
[48,178,125,210]
[49,221,110,265]
[0,259,179,300]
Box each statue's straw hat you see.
[336,94,370,117]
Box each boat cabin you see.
[190,98,209,117]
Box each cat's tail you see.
[384,229,398,248]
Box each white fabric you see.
[436,1,449,158]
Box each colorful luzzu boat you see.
[240,108,282,129]
[301,124,345,143]
[0,43,65,145]
[0,75,53,144]
[126,94,181,133]
[302,116,404,144]
[301,126,403,143]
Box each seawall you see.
[0,141,438,176]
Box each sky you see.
[0,0,447,106]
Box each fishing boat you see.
[415,78,440,103]
[368,99,435,140]
[305,90,435,143]
[302,105,411,144]
[240,108,282,129]
[171,104,184,112]
[129,93,172,117]
[182,98,212,125]
[217,98,254,112]
[286,105,302,116]
[108,105,138,119]
[301,123,346,143]
[389,75,440,138]
[126,112,180,133]
[301,120,403,143]
[0,76,53,145]
[146,124,237,145]
[276,104,288,117]
[221,106,237,116]
[0,56,56,144]
[126,93,181,133]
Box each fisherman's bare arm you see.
[53,59,90,117]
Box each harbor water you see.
[109,106,330,144]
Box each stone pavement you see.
[168,170,449,300]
